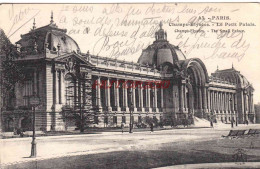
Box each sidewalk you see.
[1,125,211,139]
[1,122,258,139]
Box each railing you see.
[89,55,161,76]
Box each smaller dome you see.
[16,13,80,56]
[49,30,80,54]
[138,21,186,67]
[211,67,251,88]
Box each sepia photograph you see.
[0,2,260,168]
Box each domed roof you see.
[211,66,251,88]
[16,14,80,56]
[138,22,186,67]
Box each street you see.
[1,124,260,168]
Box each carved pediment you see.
[54,52,94,68]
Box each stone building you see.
[0,16,255,132]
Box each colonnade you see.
[93,76,164,113]
[208,90,237,114]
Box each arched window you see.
[5,118,14,132]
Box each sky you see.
[0,3,260,103]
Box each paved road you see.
[1,124,259,167]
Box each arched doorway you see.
[20,116,32,130]
[183,59,209,118]
[5,117,14,132]
[187,67,201,117]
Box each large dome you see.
[16,16,80,56]
[138,22,186,67]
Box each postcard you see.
[0,3,260,169]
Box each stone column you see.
[227,93,231,113]
[123,80,129,112]
[216,92,219,113]
[214,91,217,113]
[210,91,213,112]
[161,87,164,112]
[147,86,151,112]
[52,69,57,108]
[244,93,248,121]
[56,70,60,105]
[179,82,185,114]
[61,71,65,104]
[154,84,158,112]
[213,92,216,113]
[218,92,221,113]
[132,81,137,112]
[225,92,228,113]
[96,76,102,111]
[197,86,202,117]
[139,84,144,112]
[198,87,203,110]
[105,78,112,111]
[228,92,231,113]
[212,91,214,112]
[207,89,211,113]
[231,93,234,112]
[202,87,207,112]
[223,92,226,114]
[238,90,244,123]
[183,85,186,111]
[220,92,223,113]
[221,92,223,113]
[210,90,214,114]
[248,93,251,113]
[233,93,236,115]
[114,79,121,111]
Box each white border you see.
[1,0,260,3]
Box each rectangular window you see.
[94,116,99,124]
[122,116,126,123]
[113,116,117,124]
[131,116,134,122]
[23,71,34,107]
[104,116,108,124]
[153,116,158,123]
[160,115,163,122]
[138,116,142,123]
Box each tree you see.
[0,29,25,107]
[0,29,24,134]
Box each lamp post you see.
[129,89,133,133]
[29,92,40,158]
